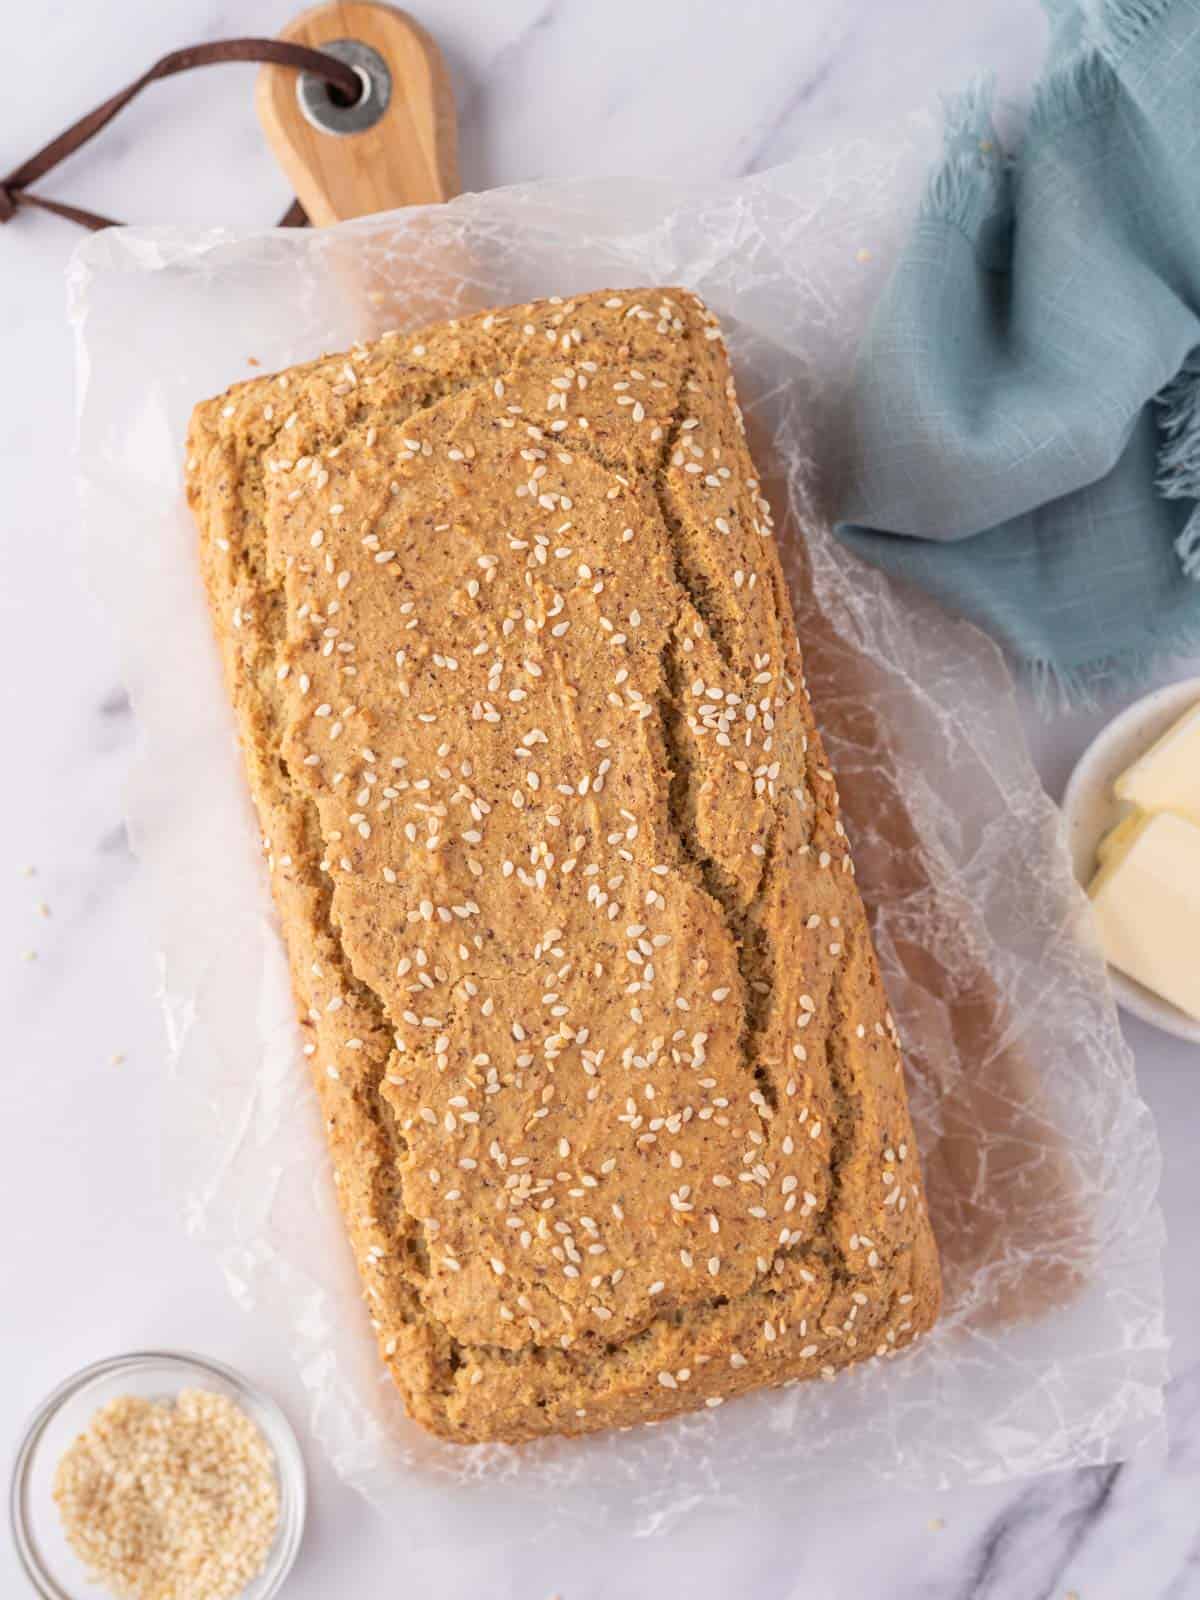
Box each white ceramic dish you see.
[1061,675,1200,1045]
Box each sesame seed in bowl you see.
[10,1351,306,1600]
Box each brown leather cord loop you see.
[0,38,360,230]
[278,197,311,228]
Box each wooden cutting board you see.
[256,1,458,225]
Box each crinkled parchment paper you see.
[70,137,1165,1547]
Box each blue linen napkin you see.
[835,0,1200,698]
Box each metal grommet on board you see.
[261,5,458,222]
[296,39,391,136]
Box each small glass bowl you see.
[10,1351,306,1600]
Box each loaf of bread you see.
[186,288,940,1445]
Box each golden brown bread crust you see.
[185,287,940,1444]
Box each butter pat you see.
[1088,811,1200,1020]
[1096,810,1142,865]
[1114,700,1200,825]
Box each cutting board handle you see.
[257,2,458,225]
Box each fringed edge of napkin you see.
[1091,0,1180,62]
[1158,352,1200,581]
[921,80,1007,245]
[919,0,1200,708]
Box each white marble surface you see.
[2,1,1198,1596]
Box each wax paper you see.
[69,137,1166,1547]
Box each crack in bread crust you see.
[186,287,940,1445]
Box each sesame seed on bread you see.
[185,288,940,1444]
